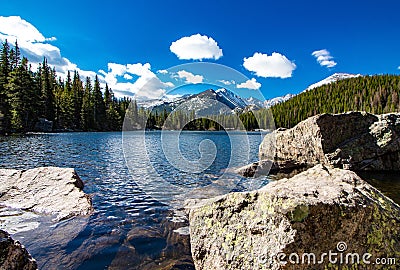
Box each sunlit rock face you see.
[188,165,400,270]
[0,167,93,221]
[260,112,400,171]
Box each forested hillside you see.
[271,75,400,128]
[0,40,129,134]
[2,40,399,134]
[136,75,400,131]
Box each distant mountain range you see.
[138,88,248,115]
[137,73,361,114]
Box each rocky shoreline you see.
[0,229,37,269]
[1,112,399,269]
[189,112,400,269]
[188,165,400,269]
[0,167,93,221]
[236,111,400,178]
[0,167,93,269]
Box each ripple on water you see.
[0,131,264,269]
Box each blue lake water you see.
[0,131,266,269]
[1,131,399,269]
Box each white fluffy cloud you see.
[218,79,236,85]
[176,70,204,84]
[157,69,168,74]
[236,78,261,90]
[126,63,152,76]
[0,16,97,80]
[170,34,223,60]
[312,49,337,68]
[108,63,127,76]
[0,16,56,42]
[124,74,133,80]
[100,62,174,99]
[0,16,174,100]
[243,52,296,78]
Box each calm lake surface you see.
[0,131,266,269]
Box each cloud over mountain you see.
[236,78,261,90]
[99,62,174,99]
[176,70,204,84]
[312,49,337,68]
[243,52,296,78]
[170,34,223,60]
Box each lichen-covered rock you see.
[188,165,400,269]
[0,229,37,270]
[259,112,400,171]
[234,160,306,178]
[0,167,93,221]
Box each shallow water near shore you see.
[0,131,265,269]
[1,131,399,269]
[358,171,400,205]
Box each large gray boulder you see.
[188,165,400,269]
[0,167,93,221]
[260,112,400,171]
[0,229,37,270]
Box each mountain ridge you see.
[305,72,362,92]
[137,73,362,114]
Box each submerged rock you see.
[188,165,400,269]
[259,112,400,172]
[109,210,194,270]
[0,229,37,270]
[0,167,93,221]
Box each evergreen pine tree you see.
[6,57,36,132]
[10,40,20,70]
[40,58,55,121]
[92,75,106,130]
[81,77,93,130]
[0,40,11,134]
[72,71,83,129]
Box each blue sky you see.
[0,0,399,100]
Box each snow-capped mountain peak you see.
[305,73,361,91]
[215,88,248,109]
[244,96,264,108]
[263,94,295,108]
[136,94,185,109]
[244,94,295,108]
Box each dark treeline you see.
[131,75,400,131]
[270,75,400,128]
[125,104,231,131]
[0,40,130,134]
[0,39,264,133]
[125,104,271,131]
[4,40,396,134]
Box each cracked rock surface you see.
[0,229,37,270]
[259,112,400,172]
[0,167,93,221]
[188,165,400,269]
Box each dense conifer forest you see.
[1,40,399,134]
[135,74,400,130]
[271,75,400,128]
[0,40,130,134]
